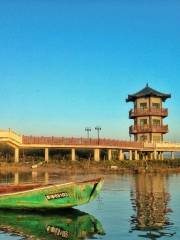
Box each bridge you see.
[0,129,180,162]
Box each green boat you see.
[0,178,103,209]
[0,208,105,239]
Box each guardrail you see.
[0,129,22,144]
[156,142,180,148]
[129,108,168,118]
[129,125,168,134]
[22,136,143,148]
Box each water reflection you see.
[0,171,64,185]
[130,174,175,239]
[0,171,92,185]
[0,208,105,239]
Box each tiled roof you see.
[126,84,171,102]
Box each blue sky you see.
[0,0,179,140]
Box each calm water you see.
[0,172,180,239]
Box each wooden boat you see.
[0,178,103,209]
[0,208,105,239]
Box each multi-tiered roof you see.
[126,84,171,102]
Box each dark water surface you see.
[0,172,180,239]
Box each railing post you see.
[171,151,175,160]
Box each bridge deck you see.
[1,129,180,152]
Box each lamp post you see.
[95,126,101,145]
[85,127,91,139]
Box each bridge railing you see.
[143,142,155,148]
[155,142,180,148]
[22,135,143,148]
[0,129,22,144]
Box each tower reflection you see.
[130,174,175,239]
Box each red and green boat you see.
[0,178,103,209]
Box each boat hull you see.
[0,178,103,209]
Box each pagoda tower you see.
[126,84,171,142]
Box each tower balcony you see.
[129,108,168,118]
[129,124,168,134]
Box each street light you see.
[95,126,101,145]
[85,127,91,139]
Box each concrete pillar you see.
[94,148,100,162]
[14,172,19,185]
[134,150,138,160]
[45,172,49,184]
[45,148,49,162]
[158,152,164,160]
[71,148,76,161]
[108,149,112,161]
[119,149,124,161]
[154,150,157,160]
[129,150,132,161]
[32,170,37,183]
[149,152,154,160]
[14,148,19,163]
[171,152,175,160]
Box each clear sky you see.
[0,0,179,141]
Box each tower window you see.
[140,119,148,127]
[140,103,147,109]
[152,119,161,126]
[152,103,160,109]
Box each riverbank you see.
[1,159,180,174]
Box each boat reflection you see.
[0,208,105,239]
[130,174,175,239]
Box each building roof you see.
[126,84,171,102]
